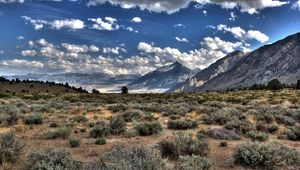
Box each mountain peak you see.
[128,61,194,92]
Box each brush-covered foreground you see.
[0,90,299,170]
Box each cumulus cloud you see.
[21,50,37,57]
[200,0,289,14]
[137,37,244,70]
[175,37,189,42]
[87,0,192,14]
[21,16,85,30]
[61,43,100,53]
[215,24,269,43]
[13,36,247,75]
[131,17,142,23]
[86,0,288,14]
[203,10,207,15]
[88,17,118,31]
[103,47,126,54]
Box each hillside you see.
[0,78,87,94]
[197,32,300,91]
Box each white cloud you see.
[292,0,300,10]
[215,24,269,43]
[17,36,24,41]
[175,37,189,42]
[0,0,24,3]
[21,50,37,57]
[51,19,85,30]
[61,43,100,53]
[104,16,117,23]
[14,36,246,75]
[201,0,289,14]
[229,12,237,21]
[21,16,85,30]
[28,41,35,47]
[0,59,44,68]
[131,17,142,23]
[203,10,207,15]
[174,23,185,28]
[88,18,118,31]
[103,47,126,54]
[0,50,4,54]
[86,0,288,14]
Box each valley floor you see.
[0,90,299,169]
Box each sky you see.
[0,0,300,76]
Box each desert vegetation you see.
[0,86,299,169]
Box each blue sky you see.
[0,0,300,75]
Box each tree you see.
[92,89,100,94]
[266,79,283,90]
[121,86,128,94]
[296,80,300,90]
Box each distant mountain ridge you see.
[168,51,245,92]
[196,32,300,91]
[128,62,197,92]
[4,73,140,92]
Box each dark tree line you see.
[249,79,300,90]
[0,76,88,93]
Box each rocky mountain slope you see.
[169,51,245,92]
[197,32,300,91]
[128,62,195,92]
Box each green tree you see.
[121,86,128,94]
[266,79,283,90]
[296,80,300,90]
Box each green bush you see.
[225,120,254,134]
[24,114,43,125]
[196,130,206,140]
[87,145,165,169]
[178,155,213,170]
[246,130,268,141]
[144,112,156,121]
[135,122,162,136]
[27,149,82,170]
[42,127,71,139]
[174,132,210,157]
[158,132,210,160]
[220,141,228,147]
[206,128,240,140]
[69,138,80,148]
[71,115,88,123]
[90,126,110,138]
[0,133,25,164]
[267,124,279,133]
[234,142,300,169]
[287,126,300,141]
[158,139,178,160]
[95,138,106,145]
[0,105,20,125]
[107,104,128,113]
[109,115,126,135]
[167,119,197,130]
[122,110,142,122]
[49,122,59,128]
